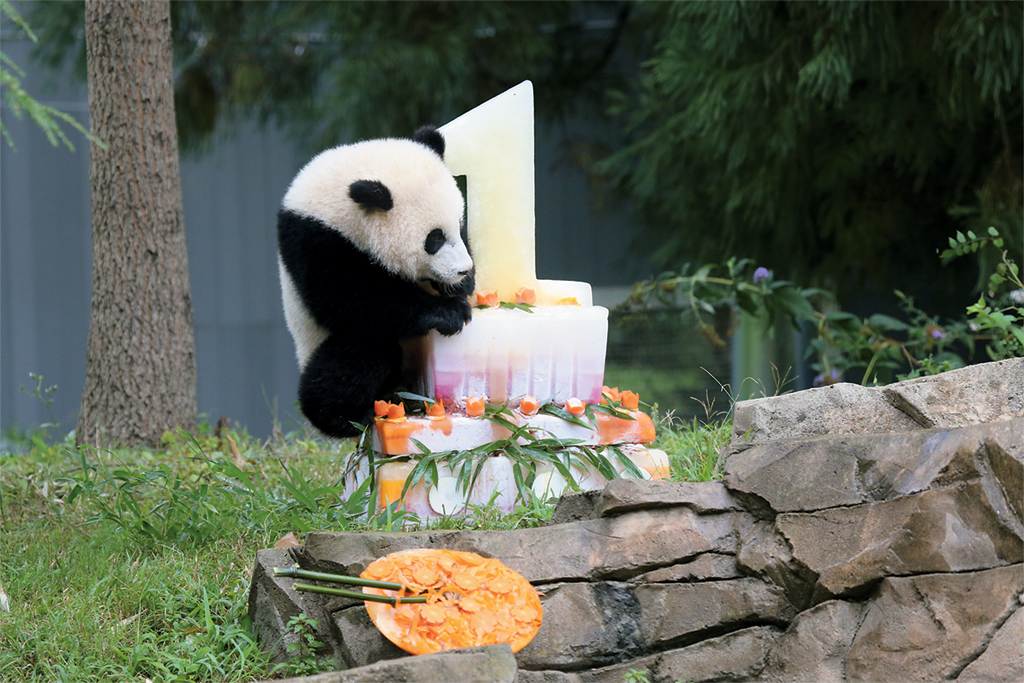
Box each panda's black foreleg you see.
[298,335,402,438]
[424,270,475,337]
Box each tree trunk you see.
[78,0,196,447]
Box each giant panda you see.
[277,126,474,438]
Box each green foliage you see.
[0,459,276,682]
[620,227,1022,386]
[809,290,973,385]
[0,427,349,681]
[617,257,829,346]
[60,433,375,548]
[601,0,1022,303]
[423,492,555,532]
[944,228,1024,361]
[29,0,634,151]
[657,415,730,483]
[0,0,101,151]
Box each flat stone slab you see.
[731,382,921,443]
[636,552,742,583]
[778,482,1023,597]
[957,602,1024,682]
[633,578,795,649]
[762,599,865,683]
[725,419,1022,513]
[882,356,1024,429]
[578,626,781,683]
[550,479,743,523]
[301,506,747,585]
[270,643,516,683]
[730,357,1024,443]
[846,565,1023,682]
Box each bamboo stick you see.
[273,566,404,591]
[292,582,427,604]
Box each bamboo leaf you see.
[396,391,435,405]
[540,403,593,429]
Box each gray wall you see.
[1,34,651,440]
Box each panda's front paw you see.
[434,297,472,336]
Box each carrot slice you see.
[515,287,536,305]
[601,386,621,404]
[620,390,639,410]
[518,395,540,415]
[475,290,499,307]
[465,396,486,417]
[374,400,391,417]
[565,398,586,417]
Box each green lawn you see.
[0,415,729,682]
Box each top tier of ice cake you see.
[420,300,608,406]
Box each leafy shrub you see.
[617,228,1022,386]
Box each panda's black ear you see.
[413,125,445,159]
[349,180,393,212]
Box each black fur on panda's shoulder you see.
[277,208,471,340]
[413,125,445,158]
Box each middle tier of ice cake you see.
[421,305,609,405]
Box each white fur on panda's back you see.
[282,138,465,282]
[278,257,327,368]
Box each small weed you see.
[622,667,685,683]
[280,613,330,677]
[623,670,652,683]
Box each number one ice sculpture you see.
[439,80,592,305]
[421,81,608,405]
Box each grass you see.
[0,412,730,682]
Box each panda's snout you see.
[428,237,474,284]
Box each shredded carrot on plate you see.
[361,548,543,655]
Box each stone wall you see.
[249,358,1023,682]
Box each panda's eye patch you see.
[424,228,446,255]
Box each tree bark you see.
[78,0,196,447]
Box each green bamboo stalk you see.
[292,582,427,604]
[273,566,404,591]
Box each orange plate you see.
[361,548,542,655]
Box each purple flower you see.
[931,329,947,340]
[813,368,842,387]
[753,267,771,283]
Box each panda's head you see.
[282,126,472,288]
